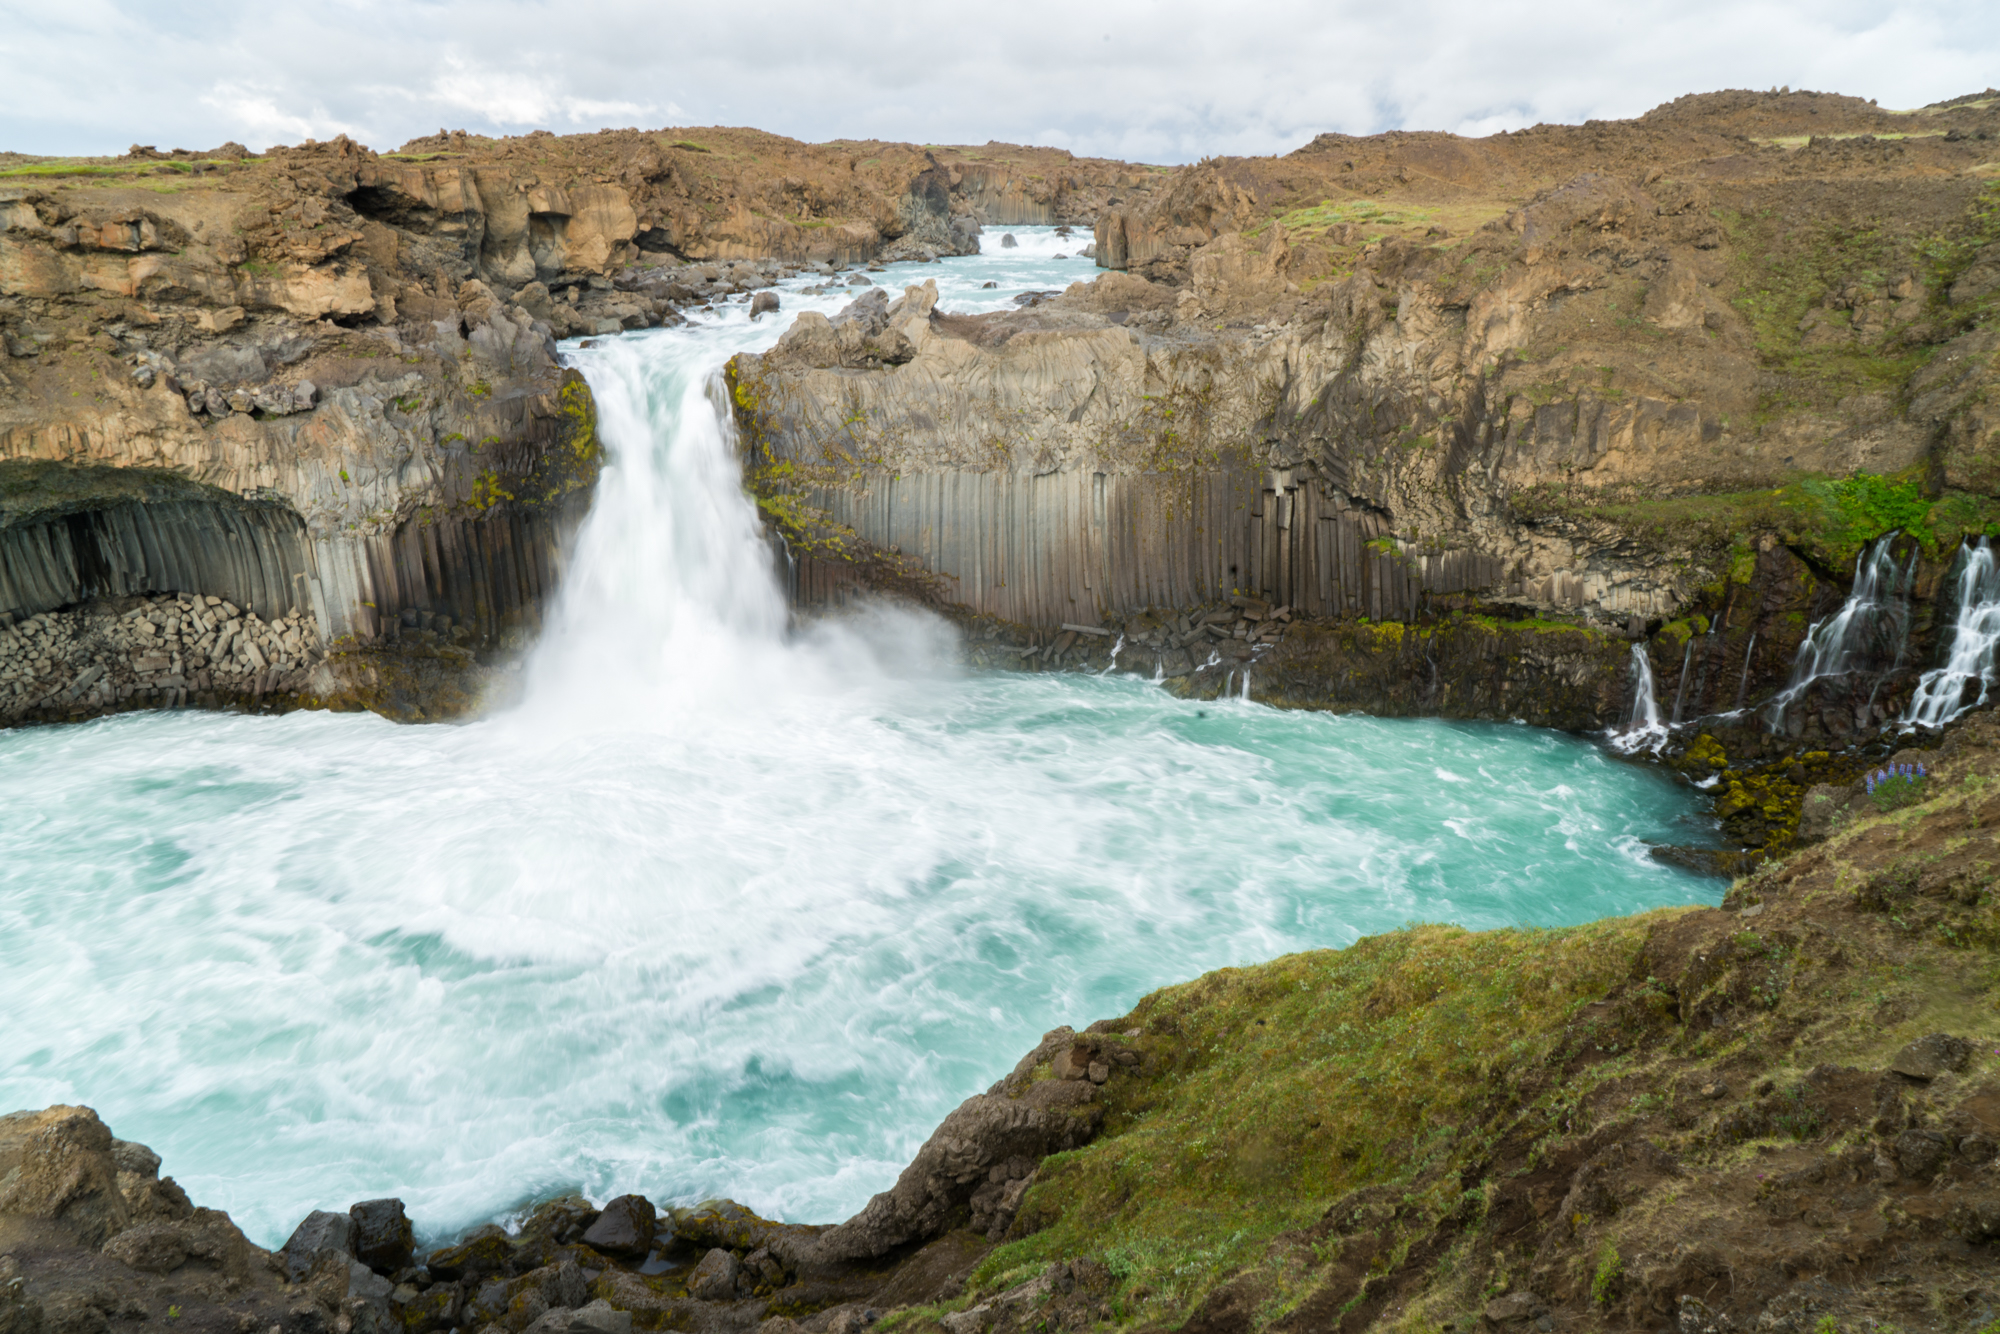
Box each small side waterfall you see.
[1766,536,1914,731]
[1669,640,1694,724]
[1905,538,2000,728]
[1611,642,1668,752]
[1733,632,1757,712]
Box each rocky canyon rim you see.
[0,233,1717,1246]
[4,89,2000,1334]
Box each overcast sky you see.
[3,0,1996,163]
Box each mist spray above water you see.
[0,235,1718,1248]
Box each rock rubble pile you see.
[956,596,1293,677]
[0,592,321,721]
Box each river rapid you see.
[0,230,1719,1247]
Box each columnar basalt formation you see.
[0,130,1135,723]
[733,92,2000,771]
[5,94,2000,744]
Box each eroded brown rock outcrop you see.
[0,128,1140,724]
[733,91,2000,754]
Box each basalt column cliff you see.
[732,92,2000,768]
[0,130,1134,720]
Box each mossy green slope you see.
[972,919,1666,1324]
[893,719,2000,1333]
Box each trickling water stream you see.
[0,233,1718,1248]
[1612,643,1667,753]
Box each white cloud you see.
[427,56,658,128]
[0,0,1995,160]
[197,84,355,148]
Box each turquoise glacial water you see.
[0,230,1719,1248]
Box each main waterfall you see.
[0,235,1718,1249]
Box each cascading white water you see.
[1905,537,2000,729]
[1610,643,1667,753]
[1766,536,1913,730]
[1734,632,1757,713]
[0,234,1721,1248]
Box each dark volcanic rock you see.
[1889,1032,1975,1080]
[283,1209,356,1282]
[580,1195,656,1258]
[0,1106,130,1245]
[688,1249,738,1302]
[347,1198,414,1274]
[804,1027,1105,1265]
[427,1224,518,1281]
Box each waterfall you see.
[1765,536,1913,731]
[1669,640,1694,724]
[1733,632,1757,712]
[1628,644,1662,731]
[1609,643,1668,752]
[1905,538,2000,728]
[0,233,1739,1248]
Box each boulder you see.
[109,1141,161,1178]
[524,1300,631,1334]
[0,1106,131,1245]
[480,1259,587,1328]
[1483,1291,1538,1324]
[1895,1128,1952,1179]
[399,1284,459,1334]
[515,1195,600,1250]
[1000,234,1017,248]
[102,1221,189,1274]
[749,292,780,319]
[427,1224,517,1280]
[1890,1033,1975,1080]
[347,1198,414,1273]
[579,1194,656,1258]
[688,1248,739,1301]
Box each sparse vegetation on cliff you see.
[911,716,2000,1334]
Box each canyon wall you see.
[5,93,2000,743]
[0,130,1134,722]
[734,92,2000,767]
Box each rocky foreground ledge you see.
[8,716,2000,1334]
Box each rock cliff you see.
[0,130,1133,723]
[731,91,2000,834]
